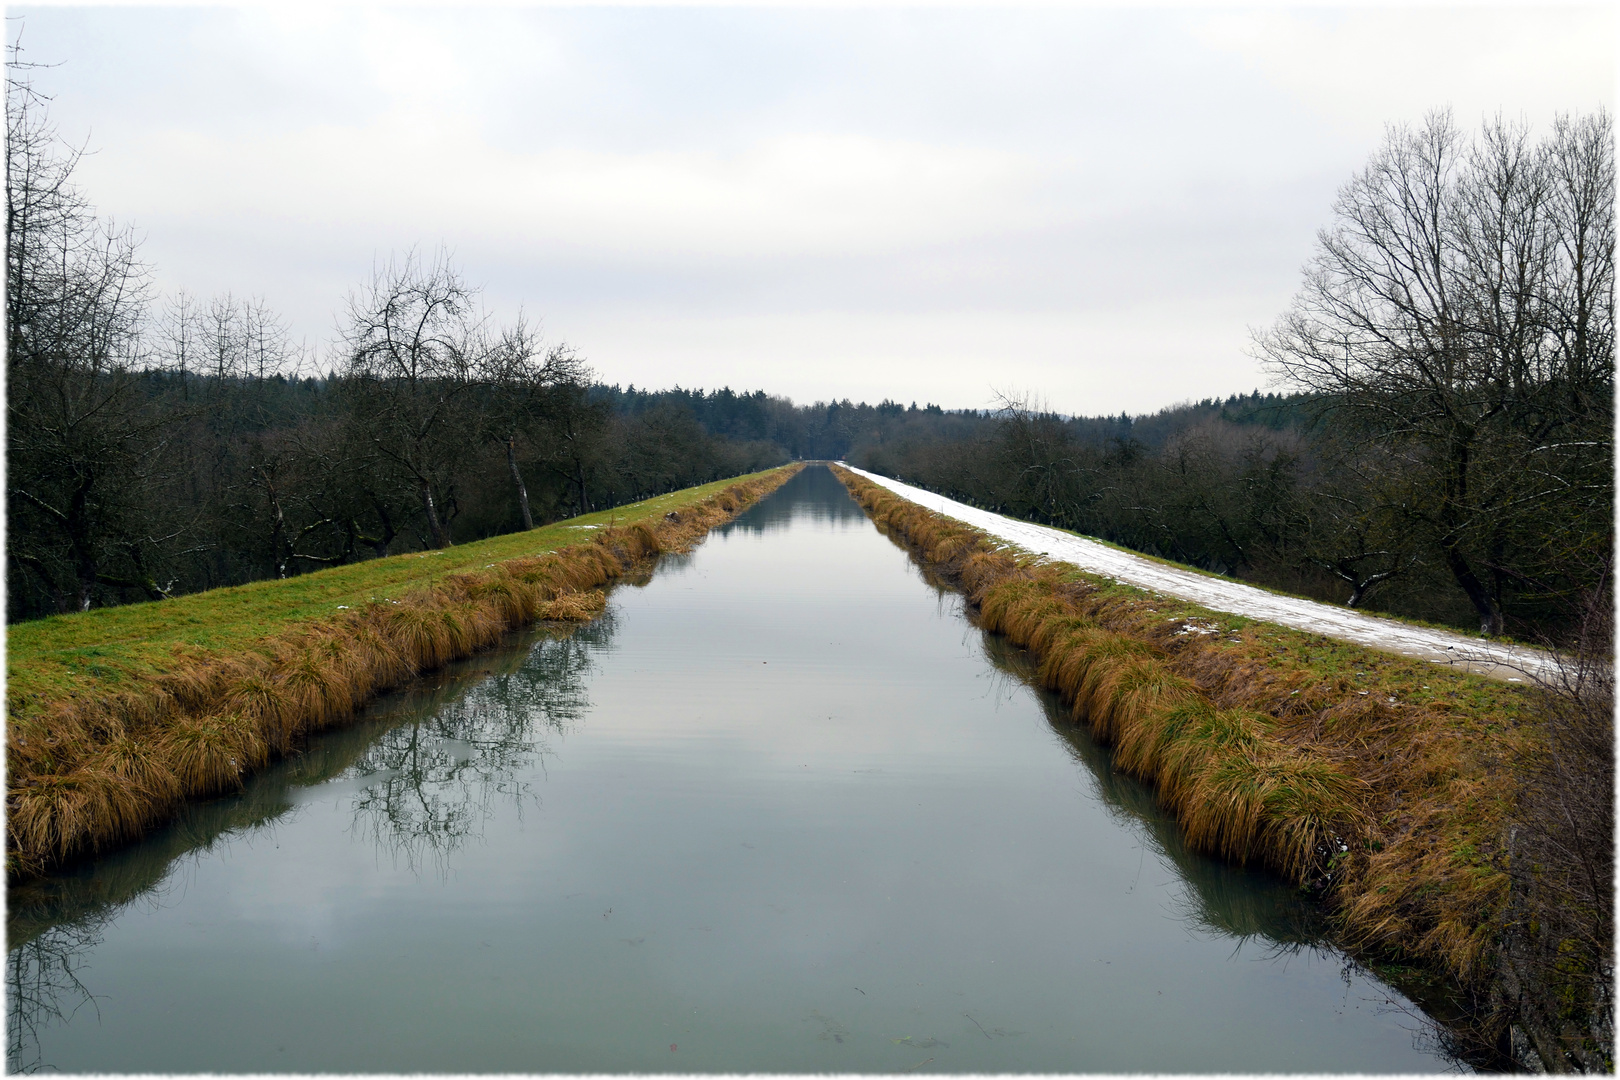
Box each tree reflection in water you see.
[349,615,609,871]
[5,614,613,1073]
[7,921,103,1073]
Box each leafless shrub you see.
[1496,566,1613,1071]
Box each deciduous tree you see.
[5,35,181,612]
[1259,110,1613,634]
[338,249,493,548]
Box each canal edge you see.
[6,464,805,882]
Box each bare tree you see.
[338,249,495,548]
[1259,109,1614,635]
[1295,433,1424,607]
[1497,567,1613,1071]
[481,316,594,531]
[1541,112,1615,398]
[157,287,199,399]
[4,29,184,612]
[506,342,609,520]
[988,393,1097,526]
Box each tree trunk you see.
[508,437,534,531]
[266,480,288,579]
[118,542,170,601]
[65,481,99,612]
[1337,564,1399,608]
[1444,540,1506,635]
[1440,430,1505,635]
[358,497,397,559]
[574,460,591,517]
[420,479,450,548]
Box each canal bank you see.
[7,465,802,880]
[831,462,1540,1064]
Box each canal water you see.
[7,465,1458,1073]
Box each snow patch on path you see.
[843,465,1557,683]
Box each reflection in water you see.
[7,921,101,1074]
[6,617,613,1072]
[719,462,867,536]
[976,631,1326,951]
[7,726,382,1072]
[954,579,1473,1069]
[349,617,609,872]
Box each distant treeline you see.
[847,391,1521,628]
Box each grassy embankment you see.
[833,465,1534,1016]
[6,464,803,879]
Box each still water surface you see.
[8,466,1456,1073]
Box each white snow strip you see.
[843,464,1558,683]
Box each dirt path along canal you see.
[841,464,1554,682]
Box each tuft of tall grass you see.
[10,748,168,867]
[1111,698,1214,781]
[224,672,294,753]
[538,590,607,622]
[1090,657,1202,746]
[466,573,541,624]
[158,713,269,795]
[629,522,664,559]
[274,645,348,731]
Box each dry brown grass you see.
[830,463,1531,1010]
[6,465,802,879]
[537,590,608,622]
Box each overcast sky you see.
[12,4,1615,415]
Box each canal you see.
[7,465,1456,1072]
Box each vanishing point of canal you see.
[7,465,1458,1072]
